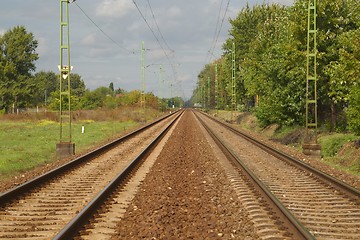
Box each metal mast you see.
[306,0,317,140]
[208,76,211,110]
[159,64,162,110]
[215,64,218,111]
[303,0,321,156]
[232,42,236,111]
[140,41,145,109]
[57,0,74,158]
[202,83,205,109]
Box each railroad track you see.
[194,110,360,239]
[0,110,182,239]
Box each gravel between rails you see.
[111,110,258,239]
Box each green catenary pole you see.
[231,42,236,119]
[159,64,162,110]
[306,0,318,140]
[215,63,218,112]
[208,76,211,110]
[202,83,205,109]
[303,0,321,156]
[141,41,145,109]
[57,0,75,158]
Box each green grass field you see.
[0,120,138,180]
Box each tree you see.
[314,0,360,131]
[192,0,360,133]
[29,71,58,107]
[79,87,113,110]
[109,82,114,94]
[69,73,86,97]
[114,87,126,95]
[0,26,38,110]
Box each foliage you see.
[0,26,38,109]
[109,82,114,95]
[30,71,57,107]
[79,87,113,110]
[347,86,360,135]
[192,0,360,135]
[69,73,86,97]
[318,133,359,157]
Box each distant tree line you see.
[191,0,360,135]
[0,26,183,113]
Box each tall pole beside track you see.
[215,64,218,113]
[303,0,321,156]
[207,76,211,110]
[140,41,146,110]
[159,64,163,111]
[231,42,236,121]
[202,83,205,109]
[56,0,75,159]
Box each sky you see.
[0,0,294,100]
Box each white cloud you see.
[82,33,97,45]
[96,0,135,18]
[166,6,183,18]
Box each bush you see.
[347,86,360,135]
[319,133,358,157]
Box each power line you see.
[132,0,161,48]
[146,0,177,81]
[207,0,225,63]
[147,0,173,54]
[132,0,178,82]
[74,2,135,55]
[205,0,231,64]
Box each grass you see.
[0,119,138,180]
[215,110,360,176]
[318,133,358,157]
[318,133,360,175]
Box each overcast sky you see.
[0,0,294,100]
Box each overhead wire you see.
[205,0,231,64]
[132,0,162,50]
[74,2,135,55]
[68,1,186,98]
[146,0,178,82]
[146,0,173,54]
[206,0,225,63]
[132,0,178,83]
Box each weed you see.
[319,134,358,157]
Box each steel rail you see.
[198,111,360,199]
[53,110,183,240]
[0,110,180,205]
[194,111,315,240]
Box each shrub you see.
[347,86,360,135]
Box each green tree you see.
[47,72,87,110]
[79,87,113,110]
[193,0,360,133]
[114,87,126,95]
[347,86,360,135]
[29,71,58,107]
[121,90,141,106]
[0,26,38,110]
[314,0,360,131]
[69,73,86,97]
[109,82,114,94]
